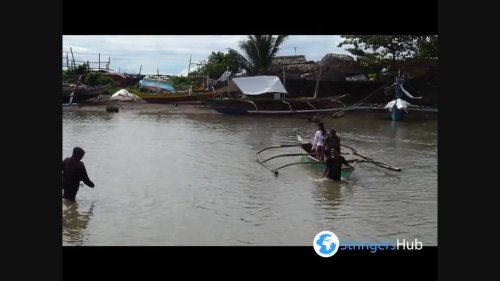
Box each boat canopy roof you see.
[230,75,288,96]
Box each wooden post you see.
[98,53,100,71]
[282,63,286,87]
[187,55,192,77]
[313,64,323,100]
[66,53,69,69]
[70,47,76,69]
[107,57,110,71]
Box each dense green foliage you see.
[338,35,438,78]
[169,76,199,91]
[63,63,114,86]
[190,51,242,79]
[228,35,288,75]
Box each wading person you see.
[322,146,352,181]
[62,147,94,201]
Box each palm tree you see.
[228,35,288,75]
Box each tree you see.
[338,35,421,62]
[228,35,288,75]
[338,35,437,78]
[190,51,242,79]
[415,35,438,58]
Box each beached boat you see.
[139,78,176,92]
[129,85,221,104]
[202,76,347,115]
[133,90,200,104]
[62,81,116,103]
[104,72,145,86]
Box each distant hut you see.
[269,55,317,79]
[269,54,367,82]
[319,54,367,81]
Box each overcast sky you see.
[62,35,353,75]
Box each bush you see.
[97,75,114,85]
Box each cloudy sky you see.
[62,35,352,75]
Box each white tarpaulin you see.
[230,76,287,96]
[385,98,412,110]
[217,70,232,83]
[110,89,142,101]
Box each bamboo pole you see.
[68,75,82,105]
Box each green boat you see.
[255,136,356,180]
[256,136,402,178]
[296,135,355,180]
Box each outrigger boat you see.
[202,75,347,115]
[296,136,357,180]
[384,72,423,121]
[256,135,401,179]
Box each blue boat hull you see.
[390,105,405,121]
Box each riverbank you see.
[63,101,437,118]
[63,101,221,115]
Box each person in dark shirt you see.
[323,129,340,159]
[62,147,94,201]
[322,146,351,181]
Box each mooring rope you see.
[332,80,395,117]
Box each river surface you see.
[62,106,437,246]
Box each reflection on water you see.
[62,200,95,246]
[63,109,437,246]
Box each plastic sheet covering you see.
[110,89,142,101]
[231,76,288,96]
[385,98,412,110]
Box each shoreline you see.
[63,101,221,114]
[63,101,438,116]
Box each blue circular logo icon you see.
[313,231,340,257]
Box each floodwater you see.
[62,105,437,246]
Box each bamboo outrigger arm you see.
[256,144,315,175]
[256,144,304,155]
[258,153,316,164]
[341,144,402,172]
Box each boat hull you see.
[135,91,220,104]
[62,83,115,104]
[203,98,346,115]
[390,104,405,121]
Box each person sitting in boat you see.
[312,122,327,161]
[322,146,352,181]
[323,129,340,159]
